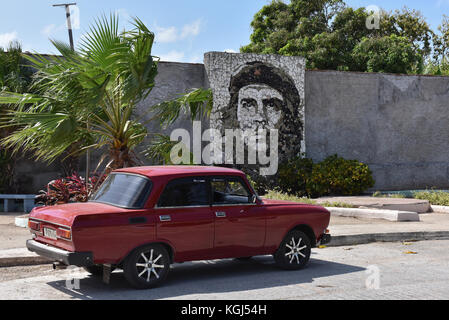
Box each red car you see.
[26,166,331,289]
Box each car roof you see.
[114,166,245,178]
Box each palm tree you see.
[0,41,33,192]
[0,14,212,174]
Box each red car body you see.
[27,166,331,286]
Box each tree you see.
[0,15,212,175]
[0,41,33,93]
[352,35,423,74]
[427,15,449,75]
[0,41,33,193]
[241,0,345,56]
[242,1,434,74]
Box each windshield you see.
[90,173,152,209]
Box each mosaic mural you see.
[204,52,305,180]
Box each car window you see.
[211,177,251,205]
[90,173,152,209]
[157,177,209,208]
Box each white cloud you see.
[181,19,202,38]
[224,49,237,53]
[155,26,179,43]
[0,31,18,48]
[155,19,202,43]
[115,8,131,21]
[159,50,185,62]
[189,54,203,63]
[42,24,57,36]
[437,0,449,7]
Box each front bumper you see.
[26,240,94,267]
[318,233,332,246]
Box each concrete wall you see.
[13,61,209,194]
[11,60,449,193]
[305,70,449,190]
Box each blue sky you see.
[1,0,449,63]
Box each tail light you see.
[56,228,72,240]
[28,220,40,231]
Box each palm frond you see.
[149,88,213,128]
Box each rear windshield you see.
[90,173,152,209]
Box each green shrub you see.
[263,190,317,205]
[372,191,382,197]
[278,157,314,197]
[277,155,375,198]
[372,191,405,198]
[413,191,449,206]
[263,190,357,208]
[309,155,375,197]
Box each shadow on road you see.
[47,254,365,300]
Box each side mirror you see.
[249,194,257,204]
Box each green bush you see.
[278,157,314,197]
[264,190,317,205]
[413,191,449,206]
[309,155,375,197]
[277,155,375,198]
[263,190,357,208]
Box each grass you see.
[372,191,405,198]
[263,190,317,205]
[263,190,356,208]
[413,191,449,206]
[373,190,449,206]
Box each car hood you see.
[29,202,128,227]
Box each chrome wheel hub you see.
[285,237,307,264]
[136,249,165,282]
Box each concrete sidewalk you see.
[1,210,449,267]
[316,196,431,213]
[328,212,449,246]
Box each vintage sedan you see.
[26,166,331,289]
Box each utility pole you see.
[52,3,77,50]
[53,3,90,189]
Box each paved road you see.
[0,240,448,300]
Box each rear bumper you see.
[26,240,94,267]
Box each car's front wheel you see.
[274,230,311,270]
[123,244,171,289]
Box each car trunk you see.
[28,202,125,252]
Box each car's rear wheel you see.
[274,230,311,270]
[123,244,170,289]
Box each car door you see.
[211,176,266,258]
[155,176,215,262]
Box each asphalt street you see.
[0,240,448,300]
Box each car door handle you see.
[159,215,171,222]
[215,211,226,218]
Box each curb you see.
[431,205,449,214]
[327,231,449,247]
[2,231,449,267]
[0,256,52,268]
[14,215,29,228]
[325,207,420,222]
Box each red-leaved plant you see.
[36,173,107,206]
